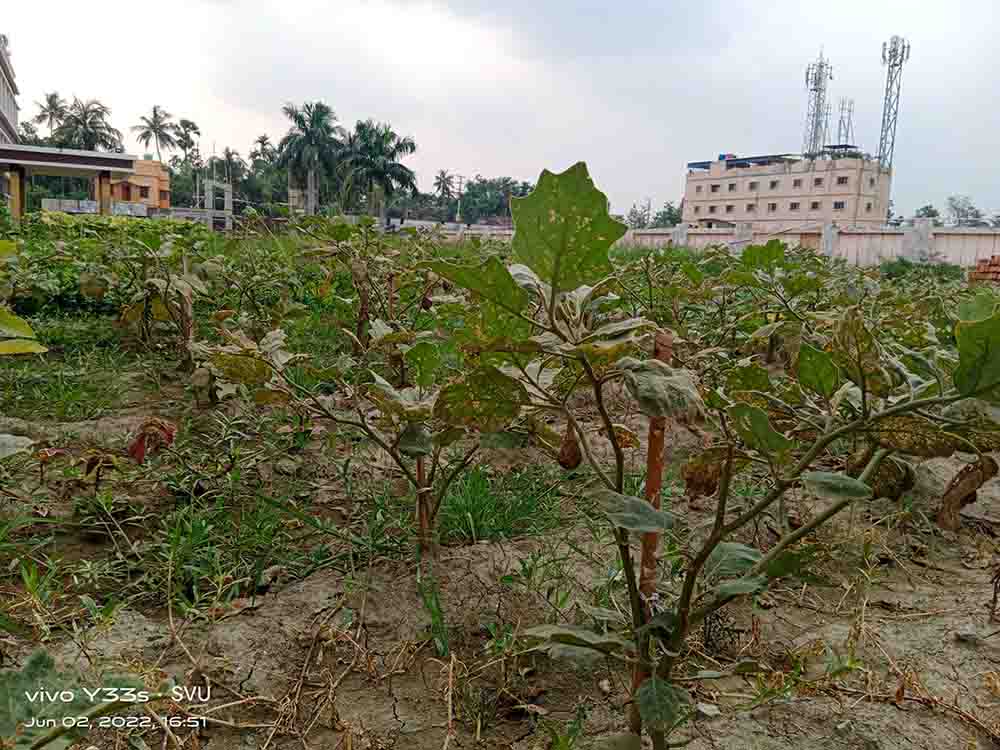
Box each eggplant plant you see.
[0,239,46,355]
[428,162,1000,748]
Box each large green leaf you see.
[427,257,529,315]
[398,422,433,458]
[635,677,690,732]
[0,340,47,355]
[618,357,704,419]
[957,290,999,322]
[798,342,840,399]
[831,307,892,397]
[704,542,762,579]
[0,239,16,259]
[0,307,36,340]
[726,364,771,394]
[592,489,675,533]
[741,240,785,272]
[434,366,527,432]
[802,472,873,500]
[714,575,768,598]
[404,340,442,388]
[728,403,793,461]
[954,311,1000,398]
[511,162,626,296]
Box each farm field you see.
[3,163,1000,750]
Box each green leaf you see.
[592,489,675,533]
[728,403,793,460]
[0,307,37,340]
[798,342,840,399]
[404,340,442,388]
[0,339,47,355]
[801,472,873,500]
[0,239,16,259]
[726,364,771,393]
[635,677,690,732]
[398,422,432,458]
[618,357,704,419]
[714,575,768,598]
[742,240,785,272]
[765,544,826,583]
[954,311,1000,397]
[705,542,762,579]
[434,366,527,432]
[523,624,633,654]
[428,257,529,315]
[957,290,999,322]
[211,353,271,386]
[511,162,626,296]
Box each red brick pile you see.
[971,256,1000,282]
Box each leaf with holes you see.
[798,342,840,399]
[728,403,793,461]
[511,162,626,296]
[869,415,960,458]
[635,677,691,732]
[434,366,527,432]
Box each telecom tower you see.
[876,36,911,171]
[802,50,833,157]
[836,97,855,144]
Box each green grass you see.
[438,466,564,543]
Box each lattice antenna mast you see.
[802,50,833,157]
[877,35,910,170]
[837,97,855,144]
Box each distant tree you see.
[914,204,939,219]
[211,147,246,184]
[277,101,344,215]
[33,92,68,136]
[946,195,983,226]
[433,169,454,201]
[250,134,276,165]
[53,98,123,151]
[626,199,652,229]
[132,105,178,162]
[650,201,681,228]
[342,119,417,222]
[17,121,46,146]
[173,119,201,163]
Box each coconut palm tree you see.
[277,101,344,215]
[33,92,68,136]
[208,148,246,184]
[132,106,178,162]
[433,170,454,202]
[250,134,275,165]
[53,98,123,151]
[342,119,417,222]
[173,119,201,163]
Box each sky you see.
[3,0,998,216]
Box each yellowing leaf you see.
[0,307,36,340]
[0,340,47,355]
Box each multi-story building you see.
[0,34,18,145]
[682,151,891,230]
[111,156,171,210]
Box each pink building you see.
[683,151,892,230]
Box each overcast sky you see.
[4,0,998,216]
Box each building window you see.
[728,183,736,192]
[139,186,150,199]
[693,206,700,214]
[746,203,756,212]
[813,178,823,187]
[769,180,779,190]
[836,176,849,186]
[789,202,800,211]
[725,205,734,214]
[708,205,717,214]
[159,191,169,202]
[748,181,758,190]
[869,177,875,187]
[810,201,821,210]
[865,202,873,212]
[767,202,778,212]
[833,200,846,211]
[793,178,802,188]
[695,185,702,193]
[710,184,720,193]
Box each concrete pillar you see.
[8,166,25,221]
[905,218,933,261]
[223,183,233,231]
[671,222,689,247]
[98,171,112,215]
[821,222,839,258]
